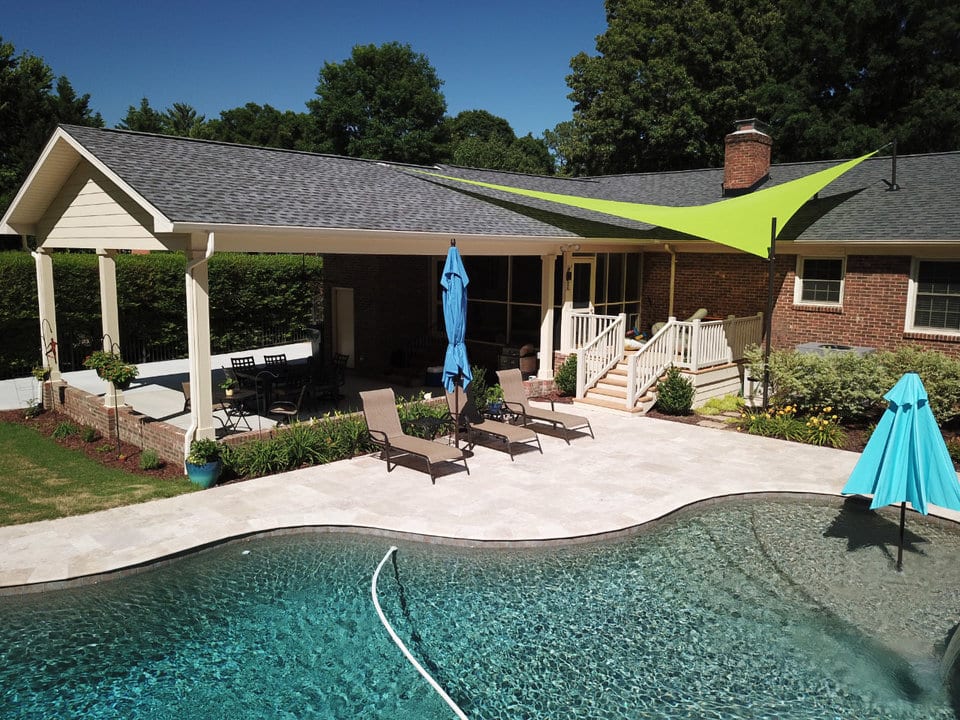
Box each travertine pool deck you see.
[3,403,959,592]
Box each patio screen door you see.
[570,257,595,310]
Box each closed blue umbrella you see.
[441,240,472,393]
[441,242,472,449]
[842,372,960,570]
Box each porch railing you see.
[567,312,764,405]
[575,313,626,398]
[625,313,763,408]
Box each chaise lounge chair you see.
[445,385,542,460]
[360,388,469,483]
[497,368,595,444]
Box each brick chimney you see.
[722,118,772,195]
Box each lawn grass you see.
[0,422,197,527]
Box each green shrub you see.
[947,438,960,466]
[695,394,742,416]
[468,364,489,411]
[655,366,695,415]
[138,449,162,470]
[554,354,577,396]
[81,427,99,443]
[873,346,960,425]
[51,422,78,439]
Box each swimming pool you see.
[2,498,958,719]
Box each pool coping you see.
[3,407,959,595]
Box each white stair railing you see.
[575,313,626,398]
[625,313,764,408]
[372,546,468,720]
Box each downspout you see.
[183,232,215,459]
[665,243,677,317]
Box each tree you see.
[308,42,447,164]
[0,37,103,218]
[754,0,960,159]
[565,0,777,174]
[205,103,312,150]
[445,109,555,174]
[117,98,166,133]
[164,102,206,138]
[563,0,960,173]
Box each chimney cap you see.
[733,118,770,135]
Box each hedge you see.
[0,251,323,379]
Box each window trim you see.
[793,255,845,307]
[906,257,960,336]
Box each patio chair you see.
[445,385,541,460]
[231,356,257,389]
[263,353,290,396]
[267,383,308,425]
[360,388,469,483]
[312,353,348,405]
[497,368,594,444]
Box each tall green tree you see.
[164,102,206,138]
[205,103,311,149]
[563,0,960,173]
[565,0,777,174]
[117,97,166,133]
[755,0,960,159]
[445,109,554,173]
[0,37,102,216]
[308,42,447,163]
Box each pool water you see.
[2,498,959,719]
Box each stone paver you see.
[2,403,959,592]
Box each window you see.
[912,260,960,332]
[795,257,844,305]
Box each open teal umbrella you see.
[842,372,960,570]
[441,240,472,446]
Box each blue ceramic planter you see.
[185,460,221,489]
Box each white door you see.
[332,287,355,368]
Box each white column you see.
[538,253,556,379]
[33,246,61,382]
[559,251,573,353]
[185,241,216,442]
[97,249,124,406]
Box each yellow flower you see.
[824,406,832,413]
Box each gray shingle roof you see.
[63,125,960,243]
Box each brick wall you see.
[723,128,772,192]
[641,251,960,359]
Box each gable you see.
[37,164,169,251]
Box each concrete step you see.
[575,395,647,413]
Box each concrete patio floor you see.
[5,396,960,594]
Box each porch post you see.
[538,253,557,379]
[32,246,61,381]
[97,249,124,406]
[559,251,573,353]
[185,237,216,445]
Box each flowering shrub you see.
[803,406,846,448]
[738,404,844,447]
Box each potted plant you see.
[84,350,139,390]
[185,438,222,488]
[31,365,50,382]
[219,374,239,397]
[486,384,505,415]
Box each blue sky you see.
[5,0,607,139]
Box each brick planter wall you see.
[46,381,186,464]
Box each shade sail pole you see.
[762,217,777,410]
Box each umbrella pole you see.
[897,501,906,572]
[453,370,461,450]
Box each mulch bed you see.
[0,408,184,481]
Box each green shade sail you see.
[415,151,877,258]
